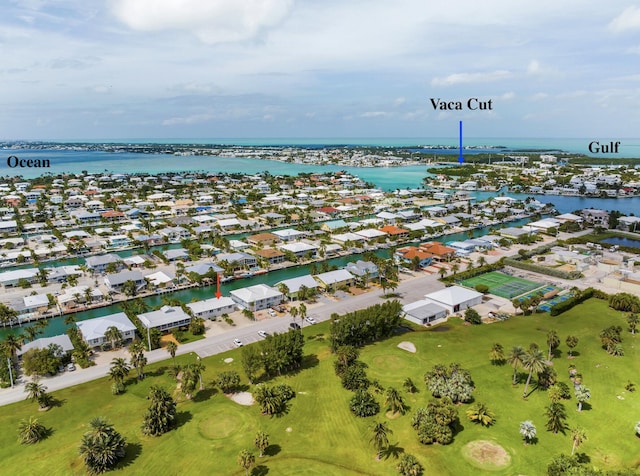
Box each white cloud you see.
[531,92,548,101]
[431,70,511,87]
[394,97,406,106]
[527,59,540,74]
[501,92,516,100]
[111,0,294,44]
[608,6,640,33]
[360,111,388,118]
[162,113,214,125]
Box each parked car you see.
[233,338,243,347]
[289,322,301,330]
[67,363,76,371]
[267,309,277,317]
[258,330,269,338]
[305,316,317,325]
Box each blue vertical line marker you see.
[458,120,464,164]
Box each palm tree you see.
[403,377,417,394]
[24,380,51,409]
[237,449,255,476]
[166,341,178,365]
[574,385,590,412]
[488,342,505,365]
[63,314,77,327]
[627,313,639,335]
[546,330,560,361]
[522,348,546,398]
[507,345,525,385]
[519,420,536,444]
[254,431,269,457]
[141,385,177,436]
[465,402,495,426]
[79,417,127,475]
[108,358,130,395]
[570,427,587,455]
[277,283,290,301]
[437,267,447,279]
[104,326,122,350]
[384,387,406,415]
[2,334,23,359]
[290,306,299,325]
[566,335,578,357]
[369,421,392,460]
[299,302,307,321]
[17,416,48,444]
[545,402,568,434]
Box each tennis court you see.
[538,292,575,312]
[460,271,543,299]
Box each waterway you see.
[600,237,640,249]
[0,217,532,340]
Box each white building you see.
[424,286,483,314]
[187,297,236,319]
[402,300,448,325]
[77,312,137,348]
[138,306,192,332]
[230,284,283,311]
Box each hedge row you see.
[446,260,504,284]
[515,242,558,260]
[549,288,606,316]
[503,258,582,280]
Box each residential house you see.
[230,284,283,311]
[85,254,124,274]
[138,305,192,332]
[315,269,355,290]
[274,275,319,300]
[345,260,379,282]
[255,248,286,265]
[187,297,236,319]
[77,312,137,348]
[104,270,146,293]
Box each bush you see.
[550,288,596,316]
[349,390,379,417]
[464,308,482,325]
[474,284,489,294]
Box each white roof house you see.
[354,229,387,240]
[187,297,236,318]
[0,268,39,287]
[23,294,50,311]
[275,274,319,296]
[17,335,74,356]
[229,284,283,311]
[424,286,482,314]
[315,269,355,288]
[272,229,306,241]
[279,242,318,256]
[138,306,191,331]
[77,312,137,348]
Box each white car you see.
[233,338,243,347]
[267,309,277,317]
[258,330,269,338]
[305,316,317,325]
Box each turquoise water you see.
[0,217,533,340]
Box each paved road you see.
[0,272,446,407]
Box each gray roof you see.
[76,312,136,341]
[275,274,319,293]
[138,306,191,329]
[18,334,74,356]
[402,300,448,320]
[345,260,378,277]
[105,270,145,286]
[86,254,122,267]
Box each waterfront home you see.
[46,265,83,283]
[321,219,348,232]
[379,225,409,240]
[274,275,319,300]
[255,248,286,265]
[418,242,456,262]
[217,252,257,269]
[315,269,355,291]
[145,271,174,288]
[230,284,283,311]
[0,268,39,287]
[528,218,561,233]
[22,294,51,315]
[580,209,609,228]
[618,216,640,231]
[86,254,124,274]
[163,248,190,262]
[354,228,387,241]
[187,297,236,319]
[279,241,318,259]
[272,229,306,242]
[345,260,379,282]
[57,285,104,307]
[498,227,536,240]
[402,300,448,325]
[104,270,146,294]
[184,263,223,277]
[158,226,191,242]
[17,335,74,357]
[77,312,137,348]
[424,286,482,314]
[0,219,18,234]
[106,234,131,249]
[247,233,280,246]
[138,305,191,332]
[555,213,583,225]
[394,247,433,268]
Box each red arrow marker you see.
[216,272,222,299]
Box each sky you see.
[1,0,640,140]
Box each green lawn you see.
[0,299,638,475]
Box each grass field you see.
[460,271,544,299]
[0,299,638,475]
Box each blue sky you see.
[1,0,640,140]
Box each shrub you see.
[474,284,489,294]
[349,390,379,417]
